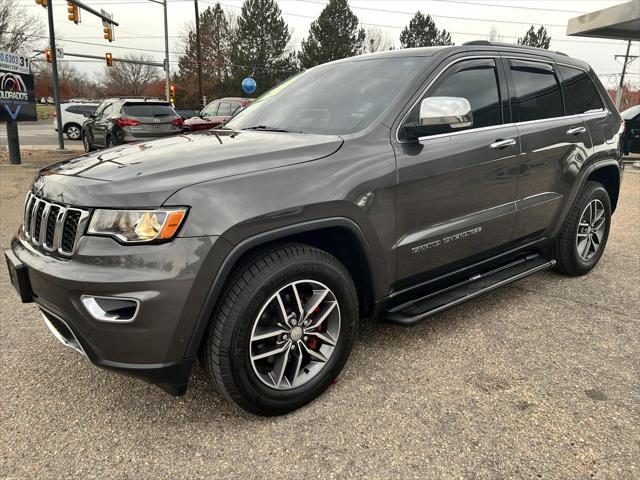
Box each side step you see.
[382,254,555,326]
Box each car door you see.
[505,58,593,240]
[92,102,114,147]
[394,56,520,283]
[200,101,220,129]
[212,101,232,126]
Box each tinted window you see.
[123,104,175,117]
[226,57,426,135]
[558,65,604,115]
[217,102,232,117]
[67,105,97,115]
[421,59,502,131]
[510,61,563,122]
[202,101,219,117]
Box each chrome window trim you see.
[396,54,608,145]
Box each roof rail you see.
[112,96,166,101]
[463,40,568,57]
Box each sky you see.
[18,0,640,88]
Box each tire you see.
[105,136,114,148]
[64,123,82,140]
[82,131,94,152]
[553,181,611,276]
[201,243,358,416]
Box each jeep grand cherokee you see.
[6,42,624,415]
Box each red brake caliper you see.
[306,305,322,350]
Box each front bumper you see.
[8,229,227,395]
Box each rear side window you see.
[509,60,563,122]
[123,104,175,117]
[67,105,97,115]
[217,102,232,117]
[408,58,502,133]
[557,65,604,115]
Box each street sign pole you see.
[6,121,21,165]
[163,0,170,103]
[46,0,65,150]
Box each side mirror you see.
[404,97,473,140]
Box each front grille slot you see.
[23,193,88,256]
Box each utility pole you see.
[615,40,632,110]
[46,1,65,150]
[194,0,204,107]
[163,0,170,102]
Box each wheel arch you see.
[185,217,381,359]
[586,164,620,213]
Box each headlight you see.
[87,208,188,243]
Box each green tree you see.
[399,11,453,48]
[517,25,551,49]
[298,0,366,69]
[230,0,297,96]
[175,3,233,108]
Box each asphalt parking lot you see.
[1,153,638,479]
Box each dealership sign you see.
[0,50,37,122]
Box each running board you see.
[382,254,555,326]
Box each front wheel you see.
[553,181,611,276]
[201,243,358,416]
[82,131,94,152]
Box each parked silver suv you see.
[82,97,183,151]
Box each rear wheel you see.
[201,243,358,416]
[554,181,611,276]
[105,136,115,148]
[64,123,82,140]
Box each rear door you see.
[122,103,181,139]
[506,58,592,240]
[394,56,520,283]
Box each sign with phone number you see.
[0,50,36,122]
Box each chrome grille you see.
[23,193,89,256]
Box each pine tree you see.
[399,11,453,48]
[298,0,366,69]
[230,0,297,95]
[517,25,551,49]
[175,3,233,107]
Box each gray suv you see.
[82,97,183,151]
[6,42,624,415]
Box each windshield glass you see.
[226,57,426,135]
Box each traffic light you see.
[45,48,52,63]
[35,0,47,7]
[67,2,80,23]
[105,52,113,67]
[169,84,176,104]
[102,21,114,42]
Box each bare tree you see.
[365,27,394,53]
[488,25,504,43]
[100,54,160,96]
[0,0,44,54]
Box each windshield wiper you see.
[241,125,303,133]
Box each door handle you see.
[489,138,516,149]
[566,126,586,135]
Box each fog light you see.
[81,295,140,323]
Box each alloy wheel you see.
[66,125,81,140]
[576,199,606,261]
[249,280,341,390]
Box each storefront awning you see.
[567,0,640,41]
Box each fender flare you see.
[184,217,381,359]
[551,158,621,237]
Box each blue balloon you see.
[242,77,257,94]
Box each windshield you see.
[226,57,426,135]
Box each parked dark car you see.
[175,109,199,120]
[621,104,640,154]
[182,97,253,132]
[6,42,624,416]
[81,97,183,151]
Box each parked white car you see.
[53,102,99,140]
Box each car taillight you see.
[170,117,183,126]
[116,118,141,127]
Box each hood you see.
[36,130,343,207]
